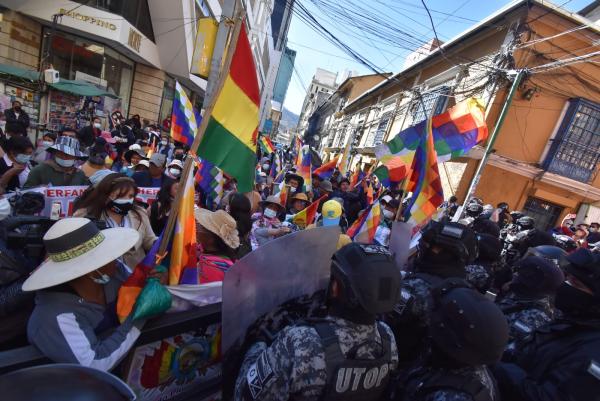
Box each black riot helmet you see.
[564,248,600,296]
[476,233,502,262]
[497,202,509,212]
[419,221,478,265]
[465,202,483,218]
[429,285,509,366]
[524,245,568,270]
[510,211,524,221]
[511,256,565,298]
[0,364,136,401]
[517,216,535,230]
[330,243,401,316]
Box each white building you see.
[297,67,338,132]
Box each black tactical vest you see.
[402,367,494,401]
[311,321,393,401]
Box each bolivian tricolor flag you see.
[197,21,259,193]
[259,135,275,154]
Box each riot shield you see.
[389,221,413,271]
[221,225,340,353]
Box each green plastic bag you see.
[132,276,172,321]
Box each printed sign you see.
[125,324,222,401]
[27,186,160,218]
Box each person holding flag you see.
[250,195,290,250]
[287,192,311,216]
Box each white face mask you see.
[289,186,297,193]
[42,140,54,148]
[383,209,395,220]
[160,139,168,146]
[91,270,111,285]
[169,168,181,177]
[93,122,102,129]
[262,163,270,170]
[55,156,75,167]
[264,208,278,219]
[15,153,31,164]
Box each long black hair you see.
[156,179,178,218]
[228,193,252,237]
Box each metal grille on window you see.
[412,86,450,124]
[523,197,563,231]
[373,112,392,146]
[544,99,600,183]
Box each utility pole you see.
[456,69,525,217]
[203,0,237,109]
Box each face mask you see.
[262,163,270,170]
[289,186,297,193]
[15,153,31,164]
[591,227,599,233]
[55,156,75,168]
[42,140,54,148]
[264,208,278,219]
[383,209,395,220]
[109,198,134,215]
[144,127,150,132]
[160,139,168,146]
[169,168,181,177]
[554,281,595,316]
[90,270,111,285]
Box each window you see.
[373,112,392,145]
[523,197,563,231]
[73,0,155,41]
[411,86,450,124]
[543,98,600,183]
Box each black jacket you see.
[77,125,101,148]
[493,318,600,401]
[4,109,30,135]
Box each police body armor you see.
[401,367,493,401]
[311,320,393,401]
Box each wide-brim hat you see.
[194,208,240,249]
[291,192,310,203]
[22,218,139,291]
[259,195,285,212]
[320,180,333,192]
[47,136,87,159]
[124,147,147,163]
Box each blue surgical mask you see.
[55,156,75,167]
[91,270,111,285]
[15,154,31,164]
[264,208,278,219]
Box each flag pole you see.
[156,8,245,261]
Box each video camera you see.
[0,216,55,267]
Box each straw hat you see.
[259,195,285,212]
[22,218,140,291]
[291,192,309,203]
[194,208,240,249]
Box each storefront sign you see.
[58,8,117,31]
[128,28,142,53]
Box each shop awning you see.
[48,79,119,99]
[0,63,40,82]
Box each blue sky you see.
[283,0,591,114]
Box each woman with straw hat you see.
[250,195,290,250]
[23,217,149,371]
[179,208,240,284]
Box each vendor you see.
[23,217,144,371]
[250,195,290,250]
[179,208,239,284]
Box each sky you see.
[282,0,592,114]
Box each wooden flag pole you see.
[156,7,245,262]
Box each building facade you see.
[314,0,600,229]
[272,46,295,104]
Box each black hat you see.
[565,248,600,296]
[331,243,401,315]
[511,256,565,298]
[472,217,500,237]
[476,233,502,262]
[517,216,535,230]
[430,286,508,366]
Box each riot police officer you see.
[493,248,600,401]
[496,255,564,360]
[396,285,508,401]
[466,232,502,294]
[385,221,477,364]
[234,243,401,401]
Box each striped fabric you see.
[196,21,259,193]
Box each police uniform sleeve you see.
[235,326,326,401]
[422,390,474,401]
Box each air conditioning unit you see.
[44,69,59,84]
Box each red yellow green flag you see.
[196,21,259,193]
